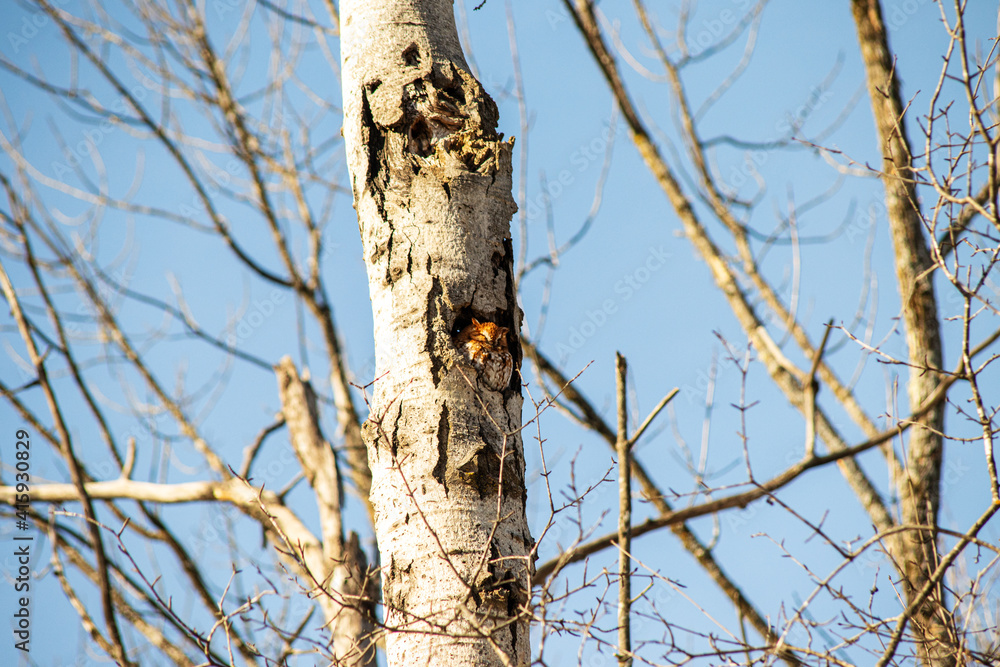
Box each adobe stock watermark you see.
[177,156,243,220]
[211,0,251,20]
[5,0,72,55]
[677,0,928,59]
[777,86,834,136]
[1,259,134,380]
[523,118,622,224]
[720,86,833,195]
[722,148,769,194]
[49,81,156,183]
[554,244,671,360]
[885,0,934,30]
[66,260,137,335]
[845,197,886,245]
[685,0,760,58]
[177,109,294,220]
[225,288,288,347]
[680,364,721,406]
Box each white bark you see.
[340,1,531,666]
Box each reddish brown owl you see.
[455,318,514,391]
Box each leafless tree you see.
[0,0,997,666]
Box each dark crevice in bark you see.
[383,228,396,285]
[360,87,388,221]
[474,424,500,500]
[368,231,388,267]
[433,402,449,492]
[402,43,420,67]
[509,608,519,657]
[502,447,525,505]
[482,541,521,652]
[388,409,401,458]
[452,312,472,338]
[385,555,410,614]
[502,236,521,387]
[408,116,433,156]
[426,276,445,385]
[437,63,465,105]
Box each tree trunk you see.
[340,1,532,665]
[850,1,955,664]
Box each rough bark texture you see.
[849,1,954,664]
[340,1,531,665]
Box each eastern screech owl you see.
[455,318,514,391]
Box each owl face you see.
[470,319,508,347]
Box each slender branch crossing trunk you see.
[340,1,531,665]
